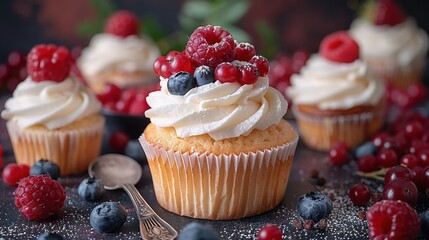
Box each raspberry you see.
[185,25,236,68]
[320,31,359,63]
[14,175,66,220]
[105,10,139,37]
[375,0,406,26]
[27,44,72,82]
[367,200,420,240]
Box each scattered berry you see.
[357,155,380,173]
[90,202,127,233]
[185,25,236,68]
[376,148,399,168]
[178,222,220,240]
[2,163,30,185]
[30,159,61,180]
[384,165,412,185]
[297,192,333,223]
[78,177,104,201]
[257,224,282,240]
[374,0,406,26]
[97,83,121,105]
[27,44,71,82]
[14,175,66,220]
[37,232,64,240]
[400,154,419,168]
[410,165,425,190]
[238,63,259,85]
[128,99,149,115]
[167,71,196,95]
[105,11,139,37]
[367,200,419,240]
[109,131,130,153]
[320,31,359,63]
[372,132,389,148]
[354,141,377,159]
[249,55,269,77]
[234,42,256,61]
[348,183,371,206]
[328,142,349,165]
[194,65,215,86]
[214,62,240,83]
[382,177,418,206]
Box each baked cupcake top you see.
[287,32,384,110]
[349,0,428,65]
[145,25,288,140]
[1,44,101,130]
[77,11,160,79]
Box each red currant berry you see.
[234,42,256,62]
[358,155,379,173]
[329,142,349,165]
[376,149,398,168]
[384,165,412,185]
[0,64,11,83]
[422,165,429,189]
[408,139,429,155]
[372,132,389,148]
[115,100,131,114]
[2,163,30,185]
[109,131,130,153]
[404,121,423,139]
[239,64,259,85]
[153,56,167,76]
[407,83,427,104]
[383,177,418,207]
[166,51,181,60]
[250,55,269,77]
[169,54,192,75]
[97,83,121,105]
[8,51,26,70]
[268,56,293,86]
[291,50,309,73]
[349,183,371,206]
[257,224,282,240]
[121,88,138,102]
[129,99,149,115]
[418,149,429,166]
[400,154,419,168]
[214,62,240,83]
[411,165,425,190]
[159,61,171,79]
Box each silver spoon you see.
[88,154,178,240]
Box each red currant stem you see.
[356,168,388,181]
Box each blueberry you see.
[90,202,127,233]
[354,141,377,159]
[194,65,215,86]
[30,159,61,180]
[297,192,333,223]
[125,139,146,163]
[37,232,63,240]
[421,210,429,237]
[167,71,196,95]
[78,177,105,201]
[178,222,220,240]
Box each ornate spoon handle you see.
[122,183,178,240]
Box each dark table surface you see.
[0,94,428,240]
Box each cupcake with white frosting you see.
[349,0,428,88]
[140,25,298,220]
[77,11,160,93]
[2,44,104,175]
[287,31,385,151]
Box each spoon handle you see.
[121,183,178,240]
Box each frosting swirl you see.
[287,55,384,110]
[349,18,428,66]
[1,77,102,129]
[77,33,160,77]
[145,77,288,140]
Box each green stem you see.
[356,168,388,181]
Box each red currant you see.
[8,51,26,70]
[166,50,181,60]
[234,43,256,62]
[376,149,398,168]
[2,163,30,185]
[214,62,240,83]
[257,224,282,240]
[153,56,167,76]
[372,132,389,148]
[0,64,11,83]
[169,54,192,75]
[109,131,130,153]
[129,99,149,115]
[383,177,418,207]
[159,61,171,78]
[98,83,121,105]
[411,165,425,190]
[422,165,429,189]
[384,165,412,185]
[291,50,309,73]
[115,100,131,114]
[239,64,259,85]
[407,83,427,104]
[358,155,379,173]
[404,121,423,139]
[250,55,269,77]
[400,154,419,168]
[348,183,371,206]
[328,142,349,165]
[418,149,429,166]
[268,56,293,87]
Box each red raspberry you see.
[27,44,71,82]
[2,163,30,185]
[185,25,236,68]
[14,175,66,220]
[105,10,139,38]
[320,31,359,63]
[367,200,420,240]
[375,0,406,26]
[234,42,256,61]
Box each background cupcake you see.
[77,11,160,94]
[140,25,298,220]
[349,0,428,88]
[287,31,385,151]
[1,44,104,176]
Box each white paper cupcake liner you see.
[139,133,298,220]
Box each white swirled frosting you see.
[145,76,288,140]
[78,33,160,77]
[1,77,102,129]
[287,55,384,110]
[349,18,429,66]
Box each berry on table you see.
[319,31,359,63]
[109,131,130,153]
[238,63,259,85]
[78,177,104,201]
[105,10,139,38]
[90,202,127,233]
[37,232,64,240]
[376,148,399,168]
[297,192,333,223]
[354,141,377,159]
[234,42,256,62]
[257,224,282,240]
[348,183,371,206]
[382,177,418,207]
[185,25,236,68]
[2,163,30,185]
[411,165,425,190]
[30,159,61,180]
[249,55,269,77]
[27,44,71,82]
[328,142,349,166]
[14,175,66,220]
[384,165,412,185]
[374,0,406,26]
[214,62,240,83]
[194,65,215,86]
[357,155,379,173]
[400,154,419,168]
[177,222,220,240]
[367,200,419,240]
[167,71,196,95]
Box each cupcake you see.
[1,44,104,176]
[349,0,428,88]
[140,25,298,220]
[77,11,160,94]
[287,31,385,151]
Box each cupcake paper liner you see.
[139,133,298,220]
